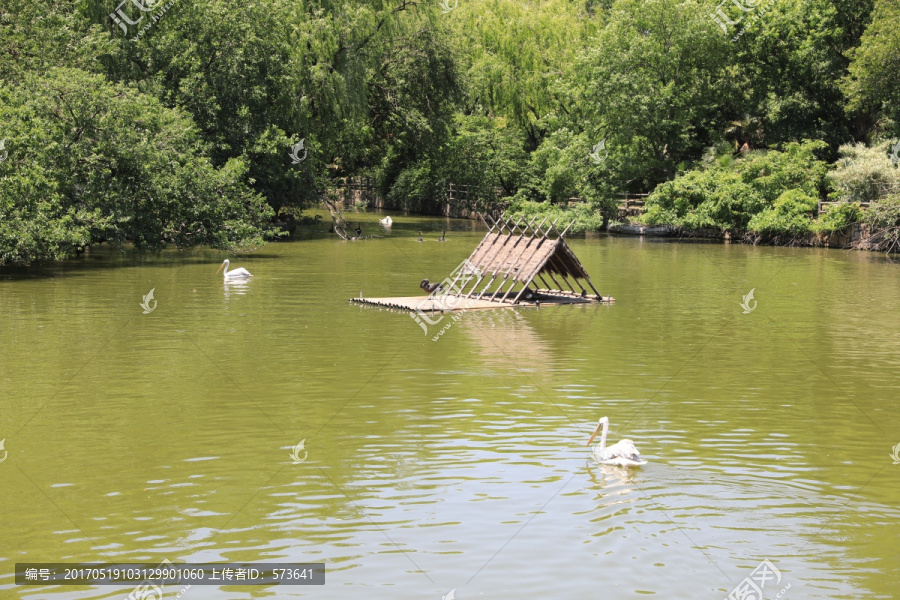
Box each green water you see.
[2,213,899,600]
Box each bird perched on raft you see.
[216,259,252,280]
[420,279,442,294]
[586,416,646,467]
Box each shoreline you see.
[606,221,885,252]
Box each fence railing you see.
[448,183,504,202]
[617,193,650,217]
[344,176,378,206]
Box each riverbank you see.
[606,221,887,252]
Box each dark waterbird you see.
[420,279,441,294]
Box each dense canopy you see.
[1,0,899,264]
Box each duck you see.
[417,230,423,242]
[439,229,445,242]
[420,279,441,294]
[355,224,362,237]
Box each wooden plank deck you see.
[350,292,614,312]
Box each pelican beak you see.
[215,262,225,274]
[586,422,602,446]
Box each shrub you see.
[862,194,900,253]
[829,140,900,204]
[813,202,861,233]
[641,140,829,234]
[504,199,607,234]
[748,190,818,236]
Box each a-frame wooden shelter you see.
[448,214,604,304]
[351,213,613,312]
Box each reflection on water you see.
[223,277,252,299]
[1,221,899,599]
[584,462,640,509]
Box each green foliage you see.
[828,141,900,204]
[0,68,275,265]
[844,0,900,130]
[0,0,115,81]
[578,0,732,191]
[504,199,607,234]
[747,189,818,237]
[385,160,445,214]
[642,141,830,233]
[862,194,900,253]
[727,0,875,153]
[1,0,896,264]
[813,201,861,234]
[450,0,596,139]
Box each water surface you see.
[2,214,899,599]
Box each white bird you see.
[379,215,393,227]
[586,417,646,467]
[216,259,253,279]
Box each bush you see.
[862,194,900,253]
[504,199,607,234]
[386,162,444,213]
[829,140,900,204]
[813,202,861,233]
[747,190,818,237]
[641,140,830,234]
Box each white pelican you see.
[379,216,393,227]
[586,417,647,467]
[216,259,253,279]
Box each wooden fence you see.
[446,183,506,219]
[345,176,378,206]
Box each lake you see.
[1,212,899,599]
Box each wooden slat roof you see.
[444,214,600,302]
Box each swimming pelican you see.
[216,259,253,279]
[586,417,646,467]
[380,216,393,227]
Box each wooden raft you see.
[351,213,615,313]
[351,291,614,312]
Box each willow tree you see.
[84,0,456,212]
[448,0,599,147]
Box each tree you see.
[843,0,900,135]
[0,68,275,265]
[727,0,875,150]
[578,0,733,192]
